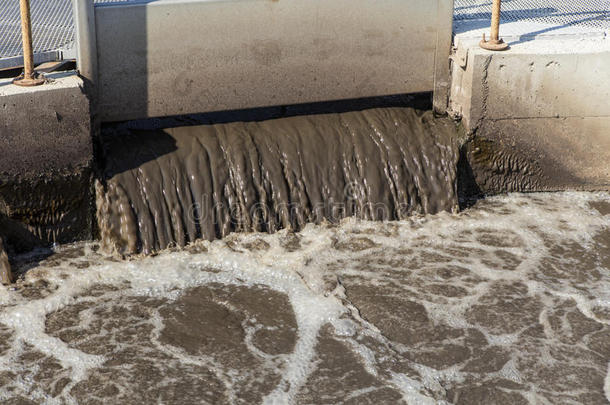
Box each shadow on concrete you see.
[93,0,159,177]
[94,0,163,123]
[102,92,433,130]
[509,11,610,45]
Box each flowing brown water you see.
[5,107,609,404]
[0,192,608,404]
[96,107,459,254]
[0,236,11,285]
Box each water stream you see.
[0,236,11,285]
[0,192,608,404]
[0,107,608,404]
[96,107,459,255]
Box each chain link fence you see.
[455,0,610,30]
[0,0,137,68]
[0,0,74,64]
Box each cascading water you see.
[96,107,460,254]
[0,236,11,285]
[1,105,608,404]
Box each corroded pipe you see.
[480,0,509,51]
[13,0,45,86]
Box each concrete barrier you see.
[450,28,610,192]
[0,72,93,251]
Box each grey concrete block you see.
[0,72,92,177]
[450,37,610,192]
[0,72,93,250]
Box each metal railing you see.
[4,0,95,87]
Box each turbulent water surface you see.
[0,192,608,404]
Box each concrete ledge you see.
[0,72,93,250]
[0,72,92,177]
[450,35,610,192]
[450,36,610,128]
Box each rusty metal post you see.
[480,0,509,51]
[13,0,45,86]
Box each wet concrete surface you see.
[0,192,607,404]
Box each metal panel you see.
[0,51,61,71]
[96,0,448,122]
[0,0,75,69]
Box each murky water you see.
[0,236,11,285]
[97,107,459,255]
[0,192,608,404]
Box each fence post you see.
[480,0,509,51]
[13,0,45,86]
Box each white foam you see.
[0,192,607,403]
[390,372,438,405]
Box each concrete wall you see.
[95,0,454,122]
[0,72,93,251]
[450,36,610,192]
